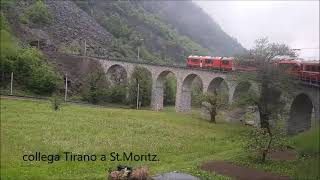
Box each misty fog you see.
[194,1,319,60]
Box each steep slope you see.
[140,1,246,56]
[7,0,113,56]
[5,0,245,65]
[74,0,246,63]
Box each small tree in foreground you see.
[200,90,228,123]
[235,37,298,162]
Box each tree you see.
[163,74,176,106]
[200,90,228,123]
[81,68,109,104]
[128,67,152,107]
[235,37,297,162]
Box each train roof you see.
[301,60,320,65]
[187,55,233,59]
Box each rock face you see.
[43,0,112,56]
[10,0,113,56]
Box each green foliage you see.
[110,39,135,58]
[191,78,203,107]
[107,84,127,104]
[0,0,15,11]
[163,74,176,105]
[58,41,82,55]
[291,128,320,155]
[128,67,152,107]
[81,69,109,104]
[49,95,63,111]
[234,38,297,128]
[0,20,61,94]
[27,63,61,94]
[23,0,52,25]
[245,127,287,162]
[0,30,18,73]
[200,91,228,123]
[98,15,131,39]
[233,89,258,107]
[74,0,213,64]
[0,13,11,32]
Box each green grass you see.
[1,98,319,180]
[291,128,320,155]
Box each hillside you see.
[3,0,245,65]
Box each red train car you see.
[300,61,320,82]
[186,56,233,71]
[186,56,203,68]
[275,60,320,82]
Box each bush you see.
[128,67,152,107]
[245,127,287,162]
[27,64,61,94]
[107,84,127,104]
[163,74,176,105]
[0,29,18,76]
[81,69,109,104]
[57,41,82,55]
[49,95,63,111]
[0,26,61,93]
[291,128,320,155]
[25,0,52,25]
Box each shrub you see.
[128,67,152,107]
[245,127,287,162]
[25,0,52,25]
[49,95,63,111]
[81,69,109,104]
[1,14,60,94]
[58,41,82,55]
[27,64,61,94]
[107,84,127,104]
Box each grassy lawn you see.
[1,98,319,180]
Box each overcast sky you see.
[193,1,319,60]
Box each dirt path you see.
[201,161,290,180]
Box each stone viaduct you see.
[85,56,319,135]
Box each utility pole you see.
[136,38,143,61]
[10,72,13,95]
[136,81,140,110]
[84,40,87,56]
[137,46,140,61]
[64,74,68,102]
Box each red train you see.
[186,56,234,71]
[276,59,320,82]
[186,55,320,83]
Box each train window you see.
[222,60,229,65]
[305,65,311,71]
[191,59,199,63]
[205,59,212,64]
